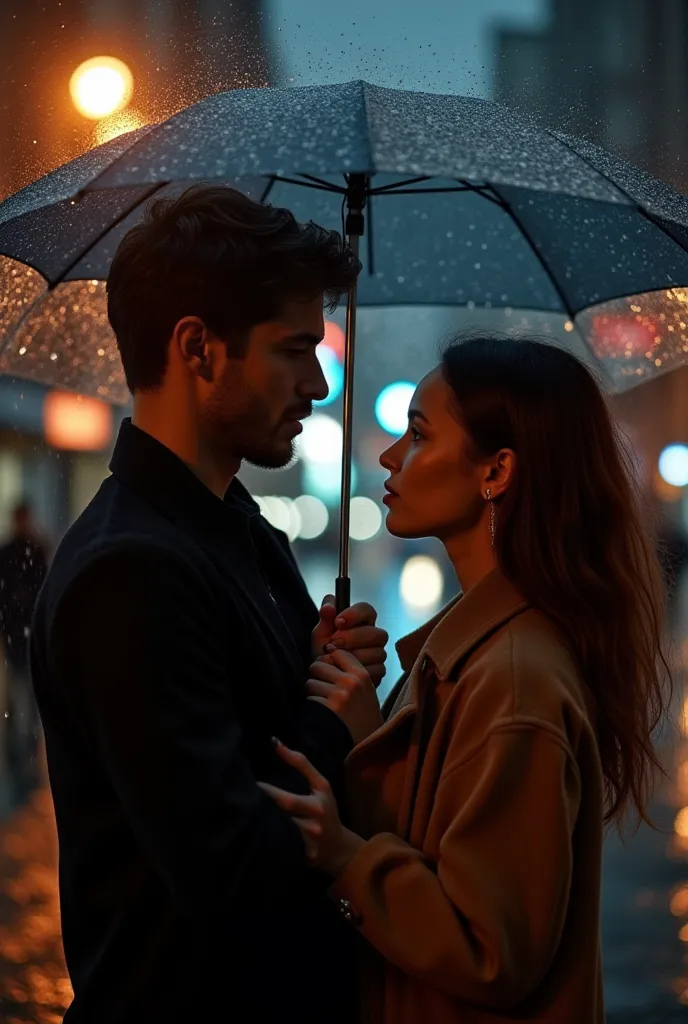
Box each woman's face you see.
[379,367,490,541]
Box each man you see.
[30,186,387,1023]
[0,501,48,802]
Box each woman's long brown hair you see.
[441,334,673,830]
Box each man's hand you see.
[306,649,384,747]
[311,595,388,687]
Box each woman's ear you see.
[485,448,516,498]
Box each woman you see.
[259,335,672,1024]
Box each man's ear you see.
[171,317,213,381]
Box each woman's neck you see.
[443,530,498,595]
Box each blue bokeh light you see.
[374,382,416,436]
[314,346,344,407]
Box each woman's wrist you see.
[326,828,365,878]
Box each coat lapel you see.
[347,571,531,771]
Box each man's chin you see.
[244,441,297,472]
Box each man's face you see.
[201,296,329,470]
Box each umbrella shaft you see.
[338,234,360,600]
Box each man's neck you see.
[132,401,239,499]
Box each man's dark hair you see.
[106,184,360,393]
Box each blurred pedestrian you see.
[261,336,673,1024]
[30,185,386,1024]
[0,500,48,802]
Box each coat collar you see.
[109,418,259,537]
[350,569,532,765]
[395,568,531,682]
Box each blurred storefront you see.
[0,377,121,546]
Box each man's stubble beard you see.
[203,365,294,471]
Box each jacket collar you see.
[395,567,532,682]
[109,418,259,536]
[350,569,532,766]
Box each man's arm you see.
[52,544,307,916]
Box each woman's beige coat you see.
[329,569,605,1024]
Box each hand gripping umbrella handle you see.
[336,174,367,615]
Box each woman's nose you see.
[379,444,396,471]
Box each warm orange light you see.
[70,56,133,120]
[44,391,113,451]
[323,320,346,361]
[670,885,688,916]
[676,808,688,838]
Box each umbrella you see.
[4,80,688,608]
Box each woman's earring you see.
[485,488,496,547]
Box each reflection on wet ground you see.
[0,787,71,1023]
[3,722,688,1021]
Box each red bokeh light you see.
[322,320,345,361]
[589,315,659,359]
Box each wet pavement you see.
[1,737,688,1021]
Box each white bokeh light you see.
[256,496,302,541]
[349,496,382,541]
[293,495,329,540]
[375,382,416,436]
[659,444,688,487]
[399,555,444,611]
[297,413,342,465]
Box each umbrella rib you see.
[299,174,349,192]
[259,177,276,203]
[370,186,472,196]
[495,186,617,387]
[269,175,347,194]
[54,182,168,288]
[493,189,577,321]
[369,176,431,194]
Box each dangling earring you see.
[485,488,496,547]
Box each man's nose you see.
[302,357,329,403]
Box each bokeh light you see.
[349,496,382,541]
[293,495,329,540]
[314,346,344,407]
[297,413,342,465]
[322,320,346,360]
[70,56,134,119]
[676,808,688,839]
[302,460,358,506]
[659,444,688,487]
[375,382,416,436]
[399,555,444,611]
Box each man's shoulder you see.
[43,480,205,607]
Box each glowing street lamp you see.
[70,57,134,120]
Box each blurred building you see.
[0,0,273,199]
[494,0,688,192]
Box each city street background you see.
[2,0,688,1020]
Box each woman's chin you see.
[384,512,425,540]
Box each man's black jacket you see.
[30,420,357,1023]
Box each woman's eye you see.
[410,426,422,442]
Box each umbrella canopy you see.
[3,80,688,405]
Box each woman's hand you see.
[306,649,384,747]
[311,595,388,687]
[257,740,365,877]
